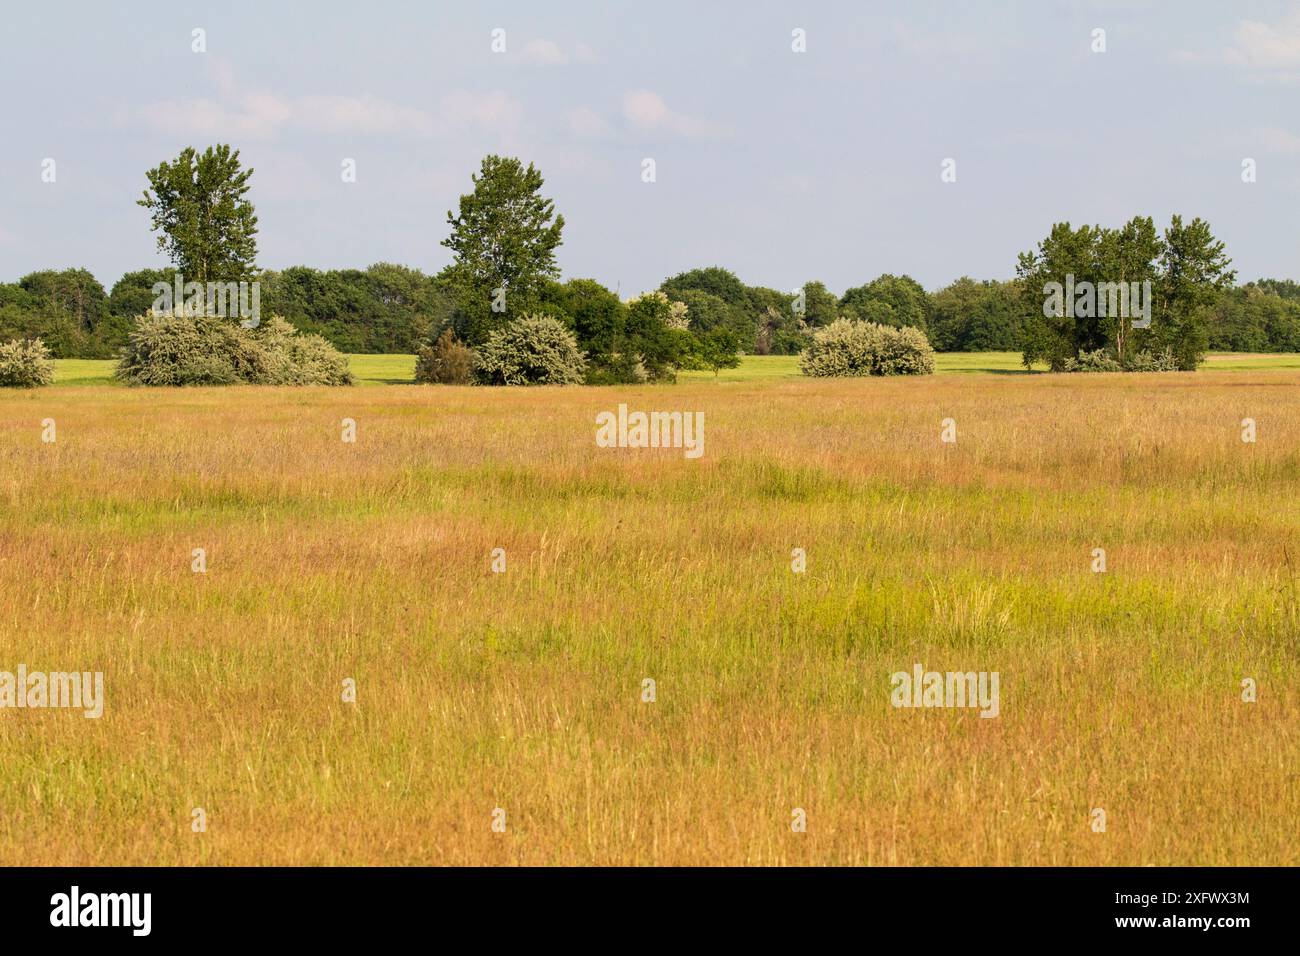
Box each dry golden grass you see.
[1,369,1297,865]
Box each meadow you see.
[1,354,1297,864]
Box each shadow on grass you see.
[942,367,1038,375]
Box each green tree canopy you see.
[1017,215,1234,370]
[138,144,258,283]
[660,266,749,306]
[840,274,930,332]
[441,155,565,343]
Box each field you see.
[2,354,1298,865]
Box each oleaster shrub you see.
[115,312,352,386]
[1123,347,1181,372]
[1062,348,1122,372]
[256,316,354,385]
[474,314,586,385]
[1062,347,1180,373]
[874,324,937,375]
[415,329,475,384]
[0,337,55,388]
[116,313,265,385]
[799,318,935,377]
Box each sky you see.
[2,0,1299,296]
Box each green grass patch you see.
[44,350,1300,388]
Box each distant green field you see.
[680,351,1300,380]
[44,351,1300,386]
[51,354,418,387]
[52,359,124,386]
[346,353,418,385]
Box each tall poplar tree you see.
[138,144,259,283]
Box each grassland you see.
[2,356,1298,865]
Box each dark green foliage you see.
[929,278,1022,351]
[798,280,840,328]
[440,156,565,345]
[623,293,695,382]
[673,289,732,334]
[690,327,742,377]
[749,287,810,355]
[0,269,114,358]
[661,266,749,307]
[261,263,449,353]
[106,268,177,348]
[1017,215,1233,371]
[1151,216,1234,370]
[840,274,930,333]
[556,279,622,354]
[660,267,758,349]
[659,268,812,354]
[1207,286,1300,352]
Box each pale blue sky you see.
[2,0,1299,295]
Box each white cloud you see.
[296,94,437,137]
[568,106,613,139]
[1256,126,1300,154]
[516,38,599,66]
[438,90,521,130]
[521,38,568,66]
[1176,8,1300,82]
[126,82,518,141]
[1226,10,1300,69]
[622,90,669,128]
[621,90,724,139]
[127,92,415,140]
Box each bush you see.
[1123,348,1180,372]
[256,316,353,385]
[1061,348,1122,373]
[115,313,352,386]
[799,319,935,377]
[583,352,647,386]
[0,338,55,388]
[115,313,266,385]
[874,324,937,375]
[1061,347,1180,373]
[415,329,475,384]
[474,314,586,385]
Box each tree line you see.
[4,145,1295,368]
[8,262,1295,361]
